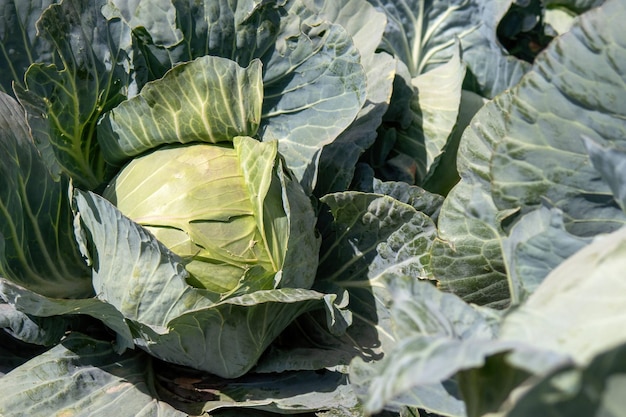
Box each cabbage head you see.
[104,136,318,295]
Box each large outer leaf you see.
[432,0,626,307]
[259,19,367,192]
[74,189,324,378]
[155,365,359,415]
[502,205,590,303]
[286,0,395,196]
[259,192,457,414]
[490,0,626,236]
[502,341,626,417]
[0,302,71,347]
[368,0,529,97]
[98,56,263,164]
[350,273,505,416]
[0,278,134,351]
[13,0,133,189]
[0,92,92,298]
[499,226,626,366]
[430,94,513,308]
[0,333,186,417]
[0,0,57,95]
[259,190,440,370]
[104,0,284,80]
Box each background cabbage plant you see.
[1,0,626,416]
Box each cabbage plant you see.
[2,0,626,416]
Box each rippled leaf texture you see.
[259,19,367,193]
[260,192,448,411]
[490,0,626,236]
[74,189,324,378]
[0,92,91,298]
[433,0,626,307]
[105,0,284,78]
[0,333,187,416]
[12,0,133,189]
[99,56,263,164]
[259,191,440,375]
[350,273,504,416]
[430,94,513,308]
[285,0,395,196]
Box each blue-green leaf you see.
[0,333,186,416]
[74,189,324,378]
[0,0,57,95]
[0,92,92,298]
[260,20,367,192]
[433,0,626,307]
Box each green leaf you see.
[296,0,395,196]
[13,0,133,189]
[421,90,487,195]
[104,0,183,49]
[0,0,56,95]
[0,333,187,416]
[98,56,263,164]
[74,189,215,325]
[314,51,396,196]
[393,43,466,182]
[260,20,367,193]
[158,367,359,415]
[430,182,512,309]
[368,0,475,76]
[319,192,437,285]
[583,135,626,213]
[368,0,529,97]
[0,92,92,298]
[433,0,626,307]
[489,0,626,236]
[544,0,605,14]
[0,301,71,347]
[502,205,590,303]
[109,2,368,193]
[259,191,440,377]
[503,341,626,417]
[460,0,531,98]
[370,178,445,220]
[74,189,324,378]
[118,0,284,77]
[499,225,626,366]
[0,278,134,351]
[350,273,504,416]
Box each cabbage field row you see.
[1,0,625,416]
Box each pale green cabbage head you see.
[104,136,317,295]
